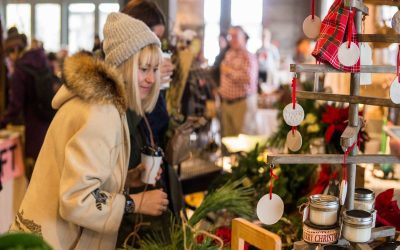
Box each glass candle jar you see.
[343,210,373,243]
[354,188,375,212]
[309,194,339,226]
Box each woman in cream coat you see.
[9,13,168,249]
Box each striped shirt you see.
[219,48,258,100]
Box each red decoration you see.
[375,189,400,231]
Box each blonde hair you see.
[119,44,162,116]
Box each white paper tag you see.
[360,43,372,85]
[338,42,360,67]
[339,180,347,205]
[283,103,304,126]
[392,10,400,33]
[303,205,310,222]
[303,15,321,39]
[286,130,302,152]
[256,193,284,225]
[390,77,400,104]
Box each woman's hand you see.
[126,163,163,188]
[130,189,169,216]
[160,58,174,84]
[126,164,145,188]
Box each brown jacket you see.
[10,53,130,250]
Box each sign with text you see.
[0,133,25,185]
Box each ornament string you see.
[269,164,278,200]
[342,143,355,183]
[291,76,297,134]
[312,0,315,20]
[347,8,355,48]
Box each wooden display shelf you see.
[364,0,400,6]
[358,34,400,43]
[290,64,396,73]
[296,91,400,108]
[344,0,369,15]
[266,154,399,164]
[341,120,363,149]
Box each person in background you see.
[212,32,229,88]
[9,13,168,249]
[122,0,173,146]
[0,30,50,180]
[92,34,101,52]
[256,28,280,87]
[219,26,258,137]
[117,0,181,247]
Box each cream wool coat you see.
[10,53,131,250]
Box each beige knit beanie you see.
[103,12,161,66]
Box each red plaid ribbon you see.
[312,0,360,72]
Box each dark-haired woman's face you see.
[152,24,165,39]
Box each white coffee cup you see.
[140,153,162,184]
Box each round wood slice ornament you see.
[338,42,360,67]
[339,180,347,206]
[392,10,400,33]
[303,15,321,39]
[283,103,304,126]
[286,130,302,152]
[256,193,284,225]
[390,77,400,104]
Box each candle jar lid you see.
[310,194,339,211]
[343,210,372,228]
[354,188,375,201]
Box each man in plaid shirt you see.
[219,26,258,137]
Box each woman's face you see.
[138,63,158,99]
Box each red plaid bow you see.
[312,0,360,72]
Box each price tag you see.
[283,103,304,127]
[360,43,372,85]
[338,42,360,67]
[256,193,284,225]
[286,130,302,152]
[390,77,400,104]
[303,15,321,39]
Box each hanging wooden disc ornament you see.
[256,193,284,225]
[283,103,304,126]
[360,43,372,85]
[390,77,400,104]
[303,15,321,39]
[392,10,400,33]
[286,129,302,152]
[338,42,360,67]
[339,180,348,205]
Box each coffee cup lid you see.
[141,145,163,157]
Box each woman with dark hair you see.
[116,0,180,247]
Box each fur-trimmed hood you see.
[52,52,127,114]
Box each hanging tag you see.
[283,103,304,126]
[286,129,302,152]
[390,77,400,104]
[339,179,348,205]
[256,193,284,225]
[303,15,321,39]
[360,43,372,85]
[392,10,400,33]
[303,205,310,222]
[338,42,360,67]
